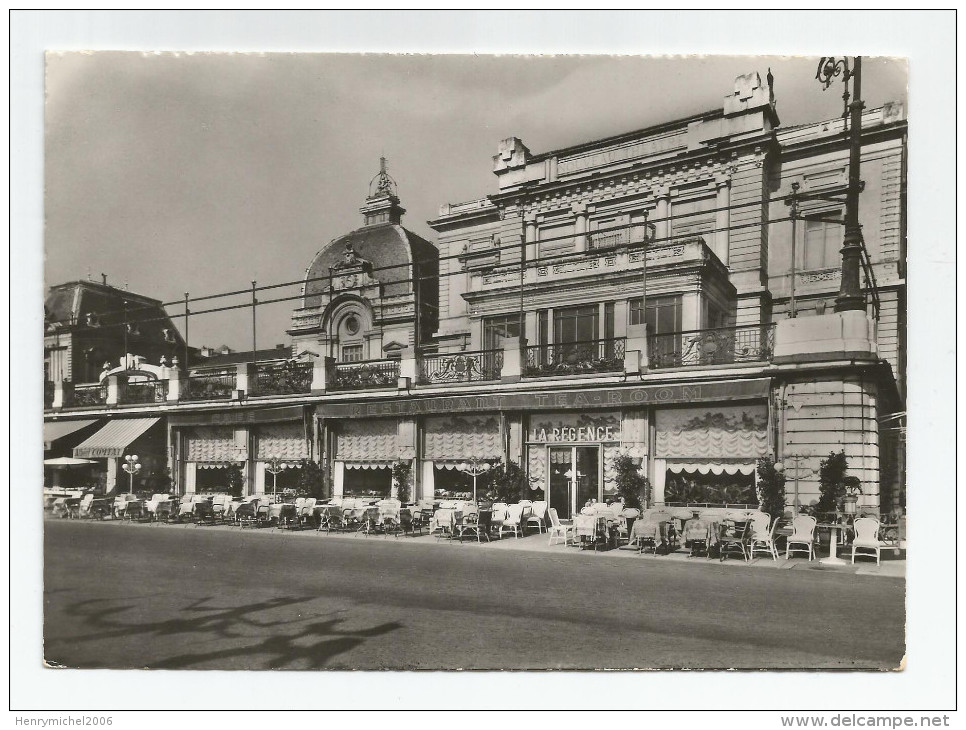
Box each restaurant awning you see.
[44,419,100,450]
[74,417,161,459]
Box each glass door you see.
[575,447,601,510]
[547,445,602,519]
[547,446,573,520]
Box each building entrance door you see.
[547,445,601,520]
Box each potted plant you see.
[613,453,649,510]
[842,476,863,515]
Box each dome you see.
[302,223,436,307]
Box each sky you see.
[45,53,907,351]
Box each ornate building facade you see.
[44,70,906,514]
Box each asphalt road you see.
[44,520,905,670]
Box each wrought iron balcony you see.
[417,350,503,385]
[523,338,626,378]
[648,324,775,370]
[250,361,314,397]
[70,382,107,408]
[326,359,399,391]
[120,380,168,405]
[181,371,236,401]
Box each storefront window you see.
[664,470,755,506]
[343,466,392,498]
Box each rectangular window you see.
[554,305,599,344]
[803,212,843,270]
[341,345,364,362]
[538,220,576,259]
[483,314,524,351]
[538,309,549,347]
[629,296,682,333]
[671,195,716,240]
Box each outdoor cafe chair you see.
[112,495,130,520]
[68,493,94,520]
[717,518,751,562]
[547,508,573,546]
[210,494,231,522]
[194,499,217,526]
[317,504,346,533]
[526,500,548,533]
[748,512,780,561]
[398,508,422,537]
[614,507,641,546]
[499,503,525,539]
[785,515,817,561]
[851,517,883,566]
[298,498,317,528]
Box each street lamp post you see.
[774,455,816,514]
[122,454,141,494]
[815,56,866,313]
[463,458,491,503]
[265,457,285,503]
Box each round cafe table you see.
[817,522,849,566]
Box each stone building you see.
[43,69,906,514]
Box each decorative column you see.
[654,187,670,245]
[572,201,589,252]
[524,213,538,262]
[106,375,121,406]
[715,174,731,266]
[501,336,524,383]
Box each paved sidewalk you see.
[52,516,906,579]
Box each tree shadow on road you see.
[45,595,403,670]
[152,617,403,669]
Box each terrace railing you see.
[326,359,399,392]
[181,371,236,402]
[523,338,626,378]
[120,380,168,405]
[648,324,775,370]
[250,361,314,397]
[417,350,503,385]
[70,382,108,408]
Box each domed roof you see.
[304,223,437,307]
[300,159,439,310]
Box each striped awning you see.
[44,419,99,450]
[74,418,160,459]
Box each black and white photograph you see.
[12,8,956,719]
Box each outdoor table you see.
[816,522,849,566]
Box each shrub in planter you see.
[481,460,531,504]
[755,456,787,520]
[612,453,649,510]
[297,459,327,501]
[817,450,852,513]
[391,460,412,503]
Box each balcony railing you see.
[524,338,626,378]
[181,371,236,401]
[326,359,399,391]
[120,380,168,405]
[417,350,503,385]
[44,380,55,408]
[250,361,314,397]
[648,324,775,370]
[70,382,108,408]
[588,228,630,249]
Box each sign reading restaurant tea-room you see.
[528,412,621,443]
[321,379,770,418]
